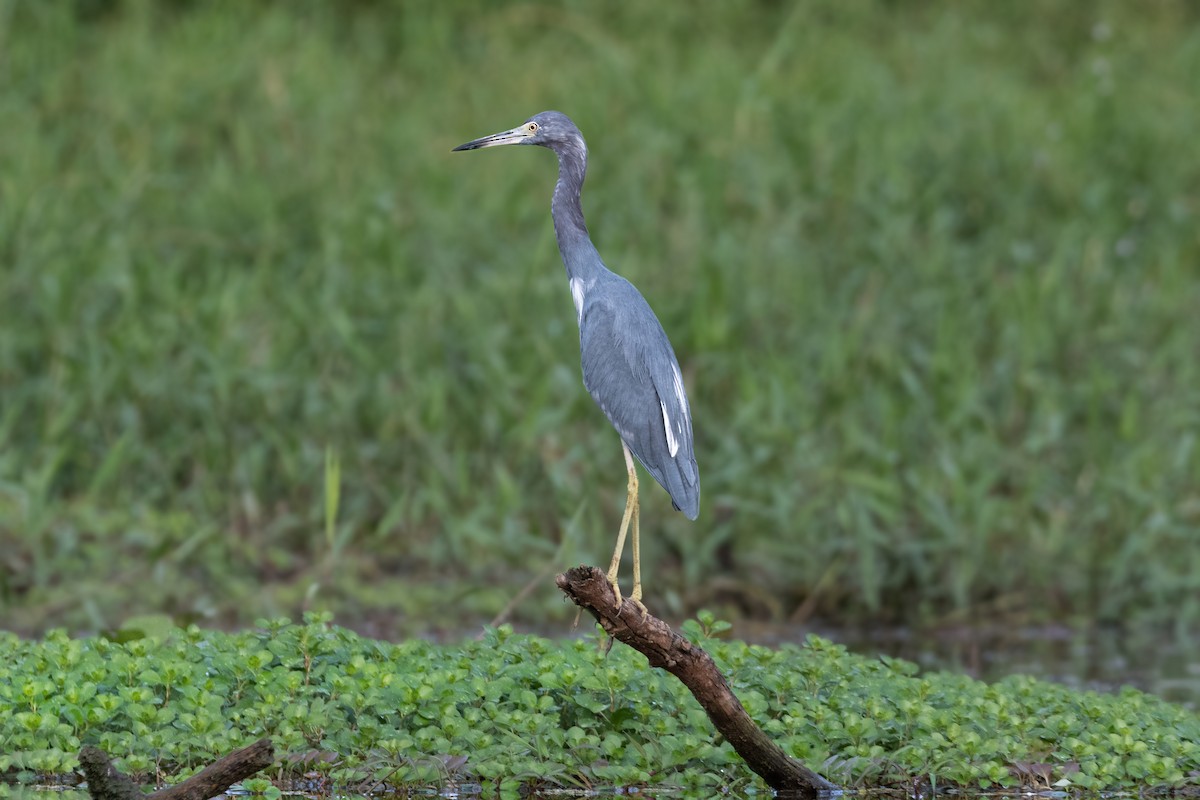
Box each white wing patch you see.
[660,400,679,457]
[569,278,585,325]
[671,362,689,426]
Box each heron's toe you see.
[607,578,623,608]
[630,597,650,622]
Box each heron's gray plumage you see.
[453,110,700,520]
[577,279,699,518]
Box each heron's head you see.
[452,111,584,156]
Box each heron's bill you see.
[452,126,531,151]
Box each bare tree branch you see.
[557,565,835,796]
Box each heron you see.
[453,111,699,607]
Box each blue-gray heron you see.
[453,111,700,605]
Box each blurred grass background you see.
[1,0,1198,637]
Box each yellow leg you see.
[630,475,643,605]
[605,442,640,605]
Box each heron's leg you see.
[605,442,639,604]
[630,476,643,605]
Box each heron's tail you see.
[650,452,700,520]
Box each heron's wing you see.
[578,283,700,519]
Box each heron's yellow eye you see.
[526,122,539,133]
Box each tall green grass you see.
[1,0,1198,633]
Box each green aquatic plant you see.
[0,617,1196,793]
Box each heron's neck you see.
[551,143,605,283]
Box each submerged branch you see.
[79,738,274,800]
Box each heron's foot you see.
[606,576,624,608]
[629,597,650,622]
[629,584,650,621]
[607,577,649,621]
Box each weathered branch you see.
[79,738,274,800]
[556,565,835,796]
[78,746,143,800]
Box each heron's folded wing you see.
[579,291,700,518]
